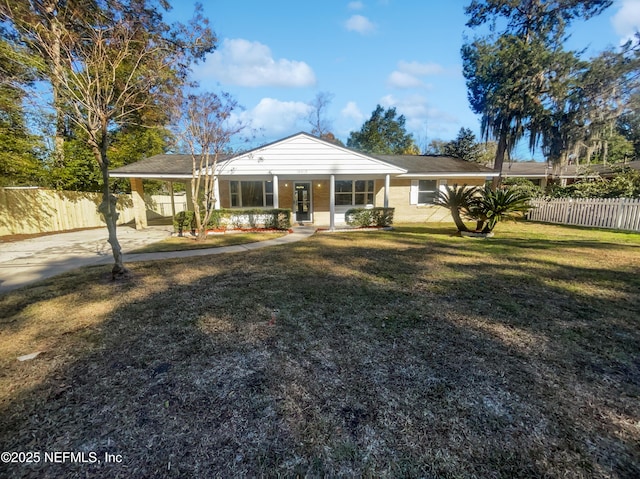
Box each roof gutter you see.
[397,172,499,178]
[108,173,193,179]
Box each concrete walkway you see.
[0,225,315,295]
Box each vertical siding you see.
[0,189,194,236]
[0,188,137,236]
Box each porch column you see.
[130,177,147,230]
[329,174,335,231]
[384,174,390,208]
[272,175,279,208]
[169,181,176,219]
[213,176,221,210]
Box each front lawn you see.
[129,231,288,253]
[0,222,638,478]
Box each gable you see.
[217,133,406,176]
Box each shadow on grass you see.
[0,228,638,477]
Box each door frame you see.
[293,181,313,223]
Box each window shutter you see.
[410,180,419,205]
[438,179,447,196]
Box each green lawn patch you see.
[0,221,638,477]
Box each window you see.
[410,179,440,205]
[230,181,274,207]
[418,180,437,204]
[334,180,375,206]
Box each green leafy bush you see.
[502,177,545,198]
[345,207,394,227]
[173,211,196,236]
[548,168,640,198]
[174,208,291,234]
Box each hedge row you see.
[174,208,291,234]
[344,207,394,227]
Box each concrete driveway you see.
[0,225,315,294]
[0,225,173,294]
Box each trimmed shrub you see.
[174,208,292,233]
[173,211,196,236]
[345,207,394,227]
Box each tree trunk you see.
[46,1,66,164]
[93,130,127,279]
[450,208,470,233]
[491,128,508,190]
[190,178,205,240]
[98,172,127,279]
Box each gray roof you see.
[110,154,233,178]
[371,154,497,175]
[500,160,640,178]
[110,151,497,178]
[591,160,640,176]
[501,162,554,177]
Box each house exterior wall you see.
[311,180,330,225]
[219,180,230,208]
[279,181,293,211]
[216,177,488,226]
[385,178,487,223]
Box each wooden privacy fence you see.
[528,198,640,232]
[0,188,187,236]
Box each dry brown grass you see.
[0,221,639,478]
[129,231,288,253]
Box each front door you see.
[294,182,312,223]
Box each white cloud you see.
[387,60,447,89]
[611,0,640,43]
[237,98,311,138]
[379,94,458,135]
[345,15,376,34]
[195,38,316,88]
[341,101,365,123]
[347,1,364,10]
[387,71,427,89]
[397,61,446,76]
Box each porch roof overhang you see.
[109,154,200,181]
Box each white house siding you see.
[217,134,405,178]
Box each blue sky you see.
[168,0,640,158]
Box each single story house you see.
[110,132,498,229]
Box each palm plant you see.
[435,184,479,233]
[436,184,532,235]
[467,186,532,233]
